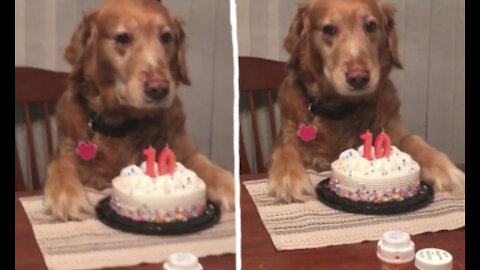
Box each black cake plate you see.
[316,178,434,215]
[95,197,220,235]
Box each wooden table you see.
[241,165,465,270]
[15,191,236,270]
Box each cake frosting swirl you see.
[330,146,421,203]
[110,161,206,222]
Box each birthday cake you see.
[109,147,207,223]
[329,132,421,203]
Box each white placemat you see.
[19,188,235,270]
[244,170,465,251]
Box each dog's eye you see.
[114,33,132,45]
[365,21,377,33]
[160,32,172,44]
[322,25,337,36]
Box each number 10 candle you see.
[360,130,392,160]
[142,145,177,178]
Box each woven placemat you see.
[19,188,235,270]
[244,171,465,251]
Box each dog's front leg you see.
[168,130,235,212]
[386,115,465,195]
[268,142,314,203]
[44,156,93,221]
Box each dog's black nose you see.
[144,77,169,100]
[346,68,370,89]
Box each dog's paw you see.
[421,151,465,196]
[44,177,93,221]
[206,170,235,212]
[268,164,314,203]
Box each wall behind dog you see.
[15,0,234,189]
[237,0,465,172]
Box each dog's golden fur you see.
[44,0,234,221]
[268,0,465,202]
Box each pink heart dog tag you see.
[76,141,97,161]
[297,124,317,142]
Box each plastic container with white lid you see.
[414,248,453,270]
[163,252,203,270]
[377,230,416,269]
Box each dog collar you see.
[88,112,143,138]
[75,91,146,138]
[74,113,146,161]
[297,80,362,120]
[308,100,360,120]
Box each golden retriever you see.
[268,0,465,202]
[44,0,234,221]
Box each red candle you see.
[360,131,373,160]
[143,146,156,178]
[158,146,176,175]
[374,132,392,158]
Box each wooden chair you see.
[239,57,287,175]
[15,67,68,191]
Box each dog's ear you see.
[171,16,190,86]
[284,3,311,54]
[284,3,311,69]
[64,12,97,67]
[380,3,402,69]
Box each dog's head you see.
[65,0,189,111]
[285,0,402,98]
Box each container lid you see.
[377,230,415,264]
[163,252,203,270]
[414,248,453,270]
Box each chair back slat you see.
[15,140,26,191]
[23,103,41,190]
[42,102,54,158]
[247,91,266,173]
[239,126,252,175]
[239,57,287,175]
[266,90,277,140]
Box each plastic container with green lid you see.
[414,248,453,270]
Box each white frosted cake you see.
[329,146,421,203]
[110,161,207,222]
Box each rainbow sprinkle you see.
[329,178,420,203]
[110,197,206,222]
